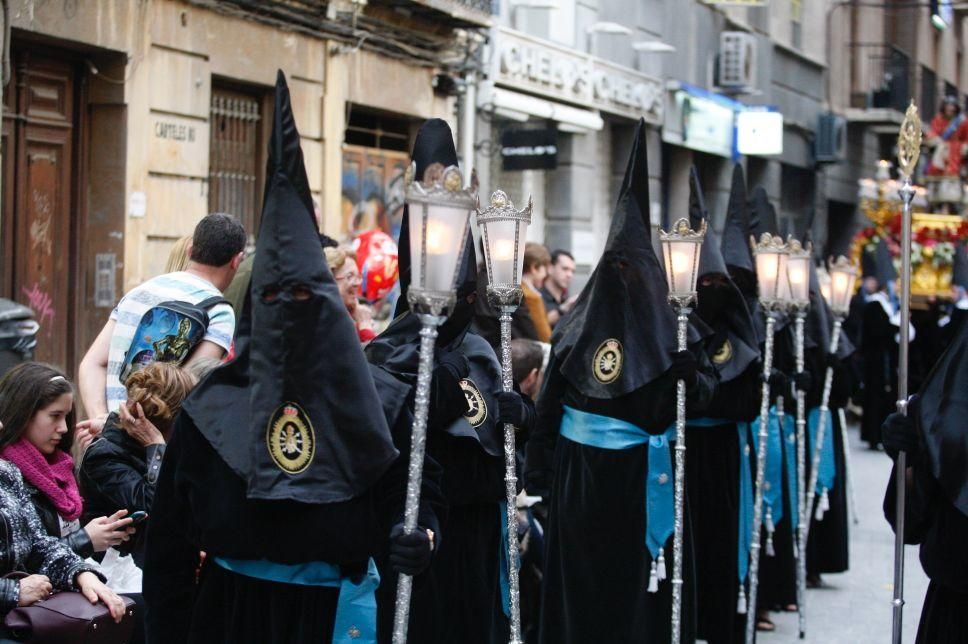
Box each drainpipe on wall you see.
[460,70,477,186]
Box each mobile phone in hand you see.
[129,511,148,525]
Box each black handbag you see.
[3,572,136,643]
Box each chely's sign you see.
[501,128,558,171]
[492,28,663,124]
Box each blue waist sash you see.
[782,409,799,531]
[560,406,675,563]
[212,557,379,644]
[737,422,754,585]
[808,407,836,494]
[754,407,786,528]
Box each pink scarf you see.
[1,439,82,521]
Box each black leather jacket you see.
[78,414,164,567]
[24,480,94,560]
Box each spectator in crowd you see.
[324,247,376,343]
[540,249,578,328]
[511,338,546,401]
[0,363,136,559]
[521,242,553,343]
[79,362,202,568]
[0,425,125,632]
[77,213,245,437]
[164,236,193,274]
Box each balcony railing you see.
[849,43,910,114]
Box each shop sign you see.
[492,28,663,124]
[663,88,737,158]
[501,128,558,171]
[701,0,768,5]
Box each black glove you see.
[389,523,434,576]
[496,391,535,431]
[668,350,698,387]
[882,411,919,461]
[793,370,813,393]
[436,350,470,381]
[825,352,842,370]
[761,369,788,393]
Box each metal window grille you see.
[209,90,262,235]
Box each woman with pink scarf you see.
[0,363,135,557]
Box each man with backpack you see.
[77,213,246,436]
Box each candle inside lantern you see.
[492,238,515,262]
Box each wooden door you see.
[2,51,79,370]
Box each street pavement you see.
[758,423,929,643]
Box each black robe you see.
[525,350,716,644]
[860,299,899,447]
[885,459,968,644]
[143,374,444,644]
[686,342,760,644]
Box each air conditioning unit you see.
[719,32,757,89]
[815,113,847,163]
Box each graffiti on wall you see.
[341,146,408,241]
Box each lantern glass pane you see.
[408,202,470,293]
[663,239,700,298]
[755,251,787,301]
[829,269,857,314]
[787,256,811,303]
[484,218,526,287]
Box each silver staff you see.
[745,233,789,644]
[659,218,706,644]
[785,238,812,640]
[393,163,476,644]
[476,190,533,644]
[891,101,922,644]
[802,256,859,567]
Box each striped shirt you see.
[106,272,235,412]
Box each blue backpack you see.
[120,296,227,383]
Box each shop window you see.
[921,66,938,115]
[209,84,266,239]
[342,108,411,240]
[790,0,803,49]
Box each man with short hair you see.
[540,249,578,327]
[78,213,246,430]
[511,338,546,400]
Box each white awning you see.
[478,82,605,133]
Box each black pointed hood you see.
[751,187,779,237]
[721,164,755,275]
[875,239,897,287]
[917,318,968,517]
[394,119,460,318]
[552,119,684,398]
[689,167,760,380]
[184,71,398,504]
[953,242,968,289]
[688,166,728,279]
[861,246,878,279]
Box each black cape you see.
[552,120,701,400]
[183,71,397,504]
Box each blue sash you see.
[560,406,675,566]
[807,407,836,494]
[782,411,799,532]
[212,557,380,644]
[942,113,964,141]
[754,408,785,528]
[737,423,754,585]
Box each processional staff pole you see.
[745,234,789,644]
[659,218,706,644]
[786,239,812,640]
[476,190,533,644]
[891,101,922,644]
[392,163,476,644]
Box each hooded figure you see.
[883,319,968,643]
[860,239,904,448]
[684,168,761,643]
[365,118,534,644]
[722,165,766,345]
[524,119,717,644]
[143,72,442,644]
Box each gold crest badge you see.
[459,379,487,427]
[592,339,623,384]
[713,339,733,365]
[266,402,315,475]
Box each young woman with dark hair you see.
[0,363,135,557]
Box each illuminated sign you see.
[736,109,784,156]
